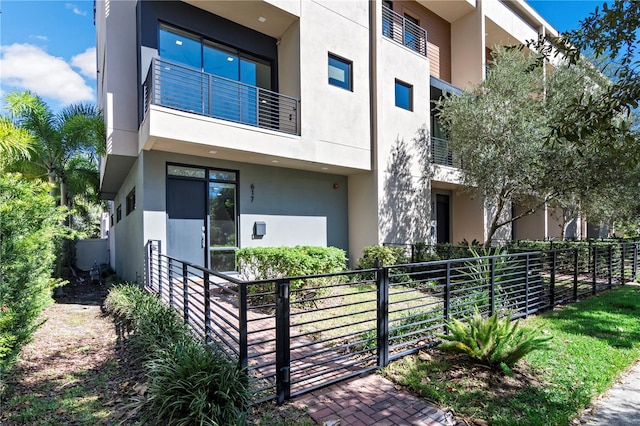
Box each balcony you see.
[382,5,427,56]
[430,136,461,168]
[144,58,299,135]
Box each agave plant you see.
[437,307,552,374]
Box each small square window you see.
[116,205,122,223]
[126,188,136,215]
[395,79,413,111]
[328,54,352,91]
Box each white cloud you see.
[0,43,94,104]
[30,35,49,42]
[66,3,87,16]
[71,47,97,79]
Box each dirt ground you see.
[0,274,145,426]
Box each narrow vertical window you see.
[116,205,122,222]
[328,54,352,91]
[126,188,136,215]
[395,79,413,110]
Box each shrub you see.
[0,174,66,378]
[236,246,347,305]
[146,337,247,426]
[357,245,408,269]
[236,246,346,280]
[104,284,248,423]
[437,307,552,374]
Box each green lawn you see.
[385,284,640,425]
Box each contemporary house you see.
[96,0,579,281]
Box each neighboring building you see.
[96,0,572,281]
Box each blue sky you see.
[0,0,605,112]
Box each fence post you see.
[377,261,389,369]
[156,240,162,293]
[621,243,626,285]
[169,258,174,309]
[203,271,211,344]
[550,250,556,308]
[238,282,248,372]
[489,257,496,316]
[524,254,530,316]
[608,245,613,289]
[573,248,579,302]
[275,279,291,405]
[592,246,597,295]
[444,262,451,327]
[145,241,151,291]
[634,243,638,281]
[182,263,189,323]
[158,248,164,299]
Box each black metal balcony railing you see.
[144,58,299,135]
[382,6,427,56]
[430,136,462,168]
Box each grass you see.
[293,281,442,344]
[2,359,120,425]
[385,284,640,425]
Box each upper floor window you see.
[159,24,271,90]
[395,79,413,111]
[328,54,352,91]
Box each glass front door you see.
[209,179,237,271]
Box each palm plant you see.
[3,91,105,210]
[437,307,552,374]
[0,116,33,171]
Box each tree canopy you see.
[437,48,638,245]
[533,0,640,162]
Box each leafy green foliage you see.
[437,307,552,371]
[357,245,408,269]
[0,174,66,378]
[237,246,347,280]
[146,337,247,426]
[104,284,248,424]
[237,246,347,303]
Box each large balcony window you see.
[382,4,427,56]
[144,24,299,135]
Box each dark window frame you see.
[395,79,413,111]
[116,205,122,223]
[328,53,353,91]
[126,187,136,215]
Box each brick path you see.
[294,374,455,426]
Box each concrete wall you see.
[110,156,145,282]
[451,191,484,244]
[75,239,109,271]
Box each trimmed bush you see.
[357,245,408,269]
[0,174,66,378]
[236,246,347,280]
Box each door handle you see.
[201,233,205,249]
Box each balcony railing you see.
[430,136,461,168]
[144,58,299,135]
[382,6,427,56]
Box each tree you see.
[3,92,106,276]
[533,0,640,162]
[3,91,105,210]
[0,116,32,171]
[437,49,550,246]
[437,48,636,245]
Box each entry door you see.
[436,194,450,244]
[208,180,238,272]
[167,178,207,266]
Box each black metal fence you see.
[144,240,638,404]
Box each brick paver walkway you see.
[294,373,455,426]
